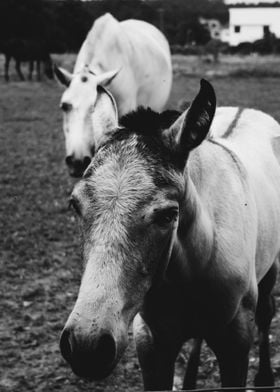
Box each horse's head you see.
[54,65,119,177]
[60,80,216,379]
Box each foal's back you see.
[195,107,280,283]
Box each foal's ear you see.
[164,79,216,166]
[53,64,73,87]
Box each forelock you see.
[81,136,157,240]
[85,135,154,192]
[84,128,184,199]
[83,107,187,192]
[91,108,181,172]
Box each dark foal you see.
[1,39,53,81]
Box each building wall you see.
[229,7,280,45]
[226,0,280,4]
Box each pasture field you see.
[1,55,280,391]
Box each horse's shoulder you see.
[92,13,119,34]
[77,14,128,74]
[121,18,166,39]
[120,19,171,64]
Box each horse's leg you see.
[254,262,278,391]
[206,297,256,389]
[4,55,10,81]
[36,61,41,81]
[15,59,24,81]
[133,313,182,391]
[182,338,203,390]
[28,61,34,81]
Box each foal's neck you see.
[171,164,214,282]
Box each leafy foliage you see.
[0,0,228,52]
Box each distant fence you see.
[149,387,280,392]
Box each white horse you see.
[54,13,172,177]
[59,80,280,390]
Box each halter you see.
[72,64,118,122]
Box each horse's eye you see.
[68,197,81,215]
[154,208,178,227]
[60,102,73,113]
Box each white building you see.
[225,0,280,46]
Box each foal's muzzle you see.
[60,327,117,380]
[65,155,91,177]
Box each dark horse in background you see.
[0,39,53,81]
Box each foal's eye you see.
[68,197,81,215]
[154,208,178,227]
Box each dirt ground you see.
[2,57,280,392]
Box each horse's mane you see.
[119,107,181,136]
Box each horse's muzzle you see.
[60,327,117,380]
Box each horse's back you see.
[210,107,280,139]
[74,14,172,113]
[74,13,125,73]
[120,19,171,65]
[210,107,280,172]
[120,19,172,111]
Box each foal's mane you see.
[101,107,184,170]
[89,107,183,179]
[87,107,183,181]
[119,107,181,136]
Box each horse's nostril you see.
[83,156,91,168]
[60,329,73,362]
[95,333,116,368]
[65,155,73,166]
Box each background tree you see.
[0,0,229,53]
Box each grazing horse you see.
[1,39,53,81]
[54,12,172,177]
[60,80,280,390]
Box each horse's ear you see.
[95,69,120,87]
[53,64,73,87]
[164,79,216,167]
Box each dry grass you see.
[172,54,280,78]
[2,53,280,79]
